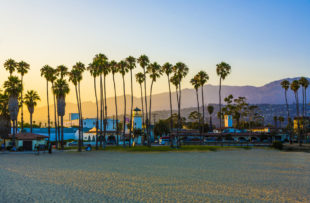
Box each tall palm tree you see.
[146,62,162,147]
[273,116,278,129]
[69,67,83,152]
[207,105,214,131]
[216,62,231,131]
[50,68,59,147]
[102,60,110,146]
[53,78,70,150]
[196,71,209,143]
[93,54,108,147]
[110,60,119,146]
[172,62,189,148]
[4,59,17,76]
[135,72,145,144]
[299,77,309,117]
[290,80,301,146]
[190,75,201,141]
[137,55,150,145]
[3,76,22,147]
[170,74,179,146]
[56,65,68,79]
[126,56,136,147]
[24,90,40,133]
[40,65,53,143]
[281,80,291,129]
[118,60,129,147]
[88,62,100,149]
[17,61,30,131]
[162,62,174,147]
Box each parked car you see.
[159,136,170,145]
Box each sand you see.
[1,149,310,202]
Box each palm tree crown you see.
[53,79,70,98]
[216,62,231,79]
[3,76,22,97]
[281,80,290,90]
[24,90,40,113]
[17,61,30,76]
[4,59,17,76]
[135,72,145,84]
[56,65,68,79]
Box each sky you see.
[0,0,309,107]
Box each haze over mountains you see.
[28,77,309,123]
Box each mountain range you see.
[27,77,310,123]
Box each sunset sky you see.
[0,0,309,107]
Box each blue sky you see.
[0,0,309,105]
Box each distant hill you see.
[26,77,310,123]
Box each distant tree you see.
[154,120,170,138]
[207,105,214,131]
[278,116,285,129]
[299,77,309,117]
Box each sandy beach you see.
[1,149,310,202]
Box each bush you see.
[18,146,24,151]
[272,141,283,150]
[6,146,12,151]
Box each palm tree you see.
[88,62,100,149]
[3,76,22,147]
[4,59,17,76]
[69,67,83,152]
[281,80,291,131]
[190,75,201,141]
[53,78,70,150]
[126,56,136,147]
[170,74,179,146]
[17,61,30,131]
[278,116,284,129]
[299,77,309,117]
[196,71,209,143]
[137,55,150,145]
[40,65,53,143]
[273,116,278,129]
[290,80,301,146]
[135,72,145,144]
[162,62,174,147]
[216,62,231,131]
[24,90,40,133]
[147,62,162,147]
[110,60,120,146]
[56,65,68,79]
[118,60,129,147]
[207,105,214,131]
[93,54,108,147]
[172,62,189,147]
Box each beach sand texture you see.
[1,149,310,202]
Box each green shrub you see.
[272,141,283,150]
[18,146,24,151]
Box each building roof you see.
[8,132,49,140]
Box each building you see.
[294,117,310,130]
[224,115,233,128]
[69,113,79,121]
[132,107,143,130]
[4,133,48,151]
[64,118,118,130]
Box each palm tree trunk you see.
[175,85,179,148]
[94,77,99,150]
[122,75,126,147]
[100,74,103,147]
[46,80,51,143]
[78,82,83,148]
[140,84,145,146]
[177,82,182,148]
[219,78,222,130]
[201,86,205,144]
[143,67,149,146]
[210,116,213,131]
[129,70,133,147]
[195,89,201,144]
[21,75,24,131]
[61,116,64,150]
[112,74,119,146]
[168,75,173,148]
[148,80,154,147]
[104,75,107,148]
[295,92,301,146]
[12,120,16,147]
[52,83,58,149]
[75,85,81,152]
[30,113,33,133]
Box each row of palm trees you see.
[281,77,309,146]
[3,54,232,150]
[3,60,41,147]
